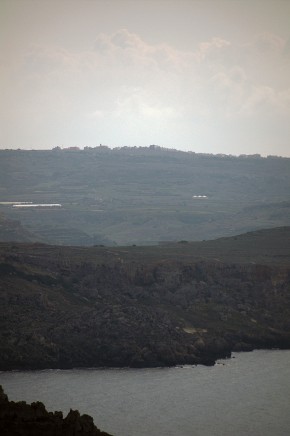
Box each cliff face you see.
[0,385,112,436]
[1,232,290,369]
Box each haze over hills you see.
[0,147,290,246]
[1,2,290,434]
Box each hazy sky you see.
[1,0,290,156]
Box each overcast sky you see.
[1,0,290,156]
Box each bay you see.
[1,350,290,436]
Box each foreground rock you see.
[0,385,112,436]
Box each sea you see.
[1,350,290,436]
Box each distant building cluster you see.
[46,145,287,159]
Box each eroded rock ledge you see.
[0,385,112,436]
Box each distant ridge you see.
[6,144,290,159]
[1,148,290,246]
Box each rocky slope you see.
[0,385,112,436]
[0,227,290,369]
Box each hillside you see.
[1,147,290,245]
[0,227,290,370]
[0,213,36,243]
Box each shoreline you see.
[1,346,290,373]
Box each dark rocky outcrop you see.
[0,228,290,369]
[0,385,112,436]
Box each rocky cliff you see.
[0,385,112,436]
[0,227,290,369]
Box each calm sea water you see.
[1,350,290,436]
